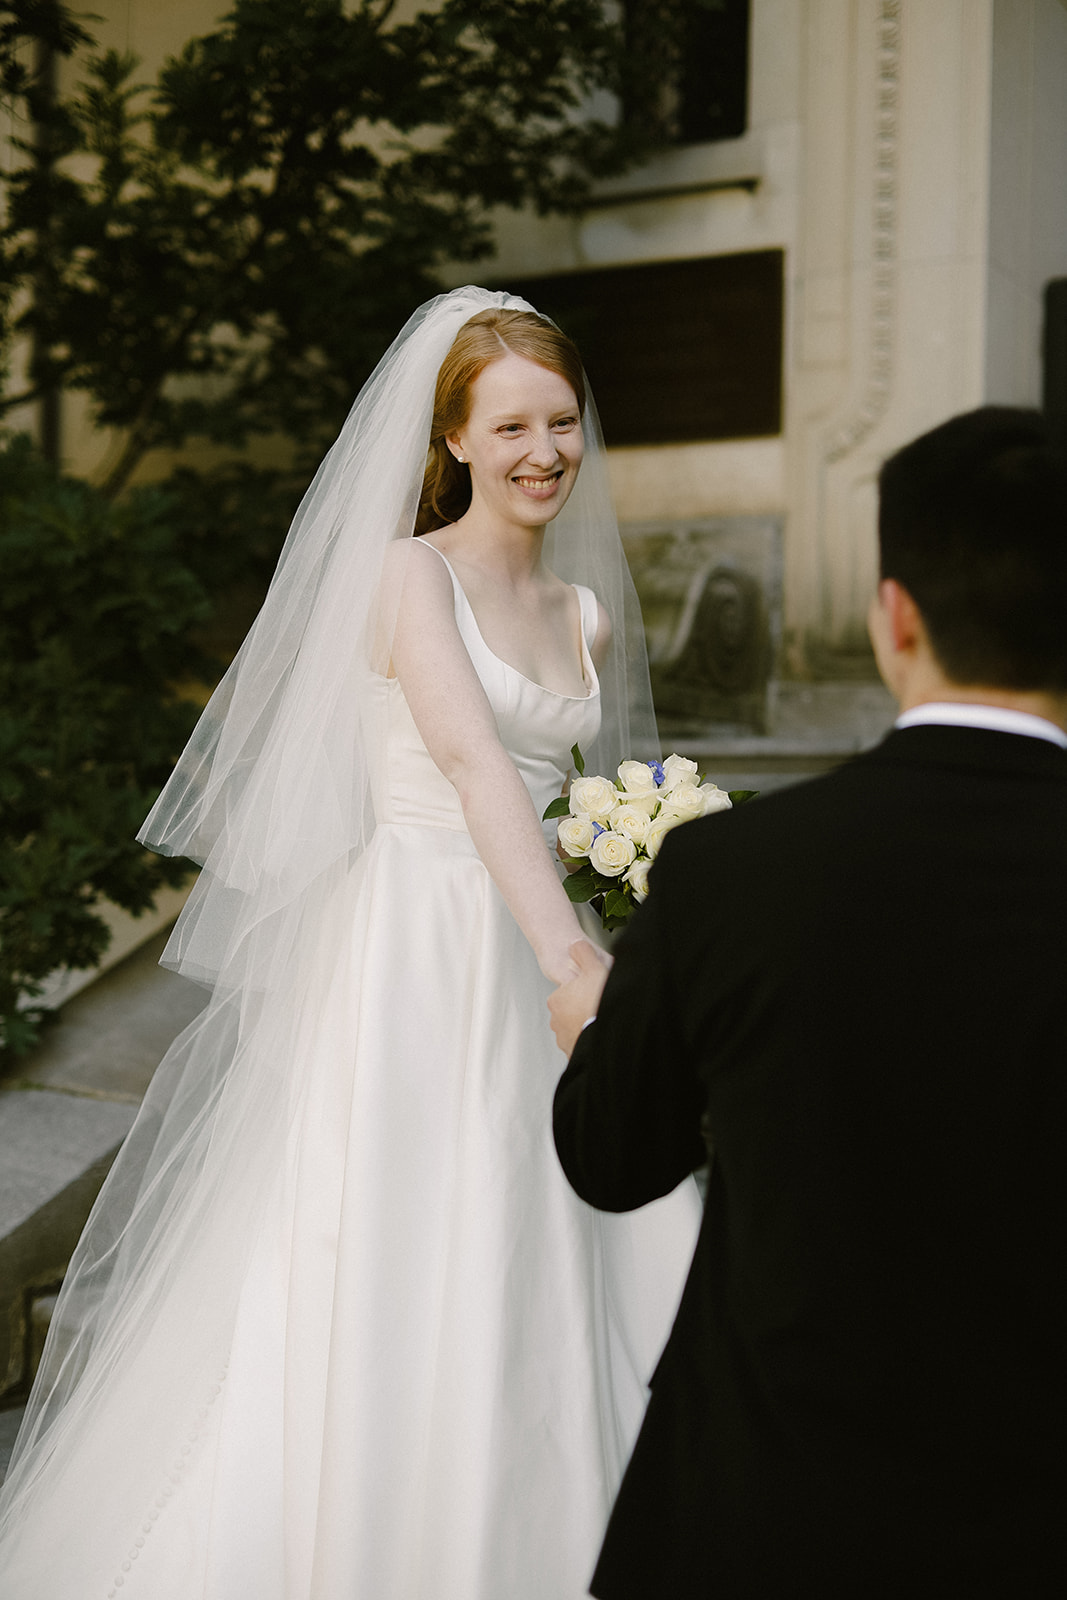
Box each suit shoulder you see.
[664,761,864,845]
[651,757,888,898]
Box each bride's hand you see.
[541,935,611,987]
[547,940,613,1055]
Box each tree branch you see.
[97,383,160,499]
[0,384,44,413]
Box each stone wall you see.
[624,516,783,736]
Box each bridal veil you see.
[0,286,659,1567]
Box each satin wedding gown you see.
[0,553,701,1600]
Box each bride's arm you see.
[384,543,589,985]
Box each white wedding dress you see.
[0,555,700,1599]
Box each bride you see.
[0,288,701,1598]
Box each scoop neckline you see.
[419,540,600,703]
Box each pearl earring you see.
[457,456,466,463]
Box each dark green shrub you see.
[162,460,305,656]
[0,435,213,1059]
[3,0,657,498]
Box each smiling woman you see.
[0,288,701,1600]
[407,308,598,701]
[416,363,591,699]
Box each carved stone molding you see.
[825,0,901,463]
[622,516,782,734]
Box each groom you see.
[550,406,1067,1597]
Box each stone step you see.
[29,1291,59,1383]
[0,1296,65,1485]
[0,929,208,1406]
[658,682,897,795]
[0,1400,26,1483]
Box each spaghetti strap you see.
[413,537,465,607]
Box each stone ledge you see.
[33,881,194,1013]
[0,1092,136,1400]
[0,929,208,1404]
[0,1402,24,1481]
[660,683,897,792]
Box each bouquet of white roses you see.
[543,745,757,931]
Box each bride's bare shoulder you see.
[376,537,458,630]
[380,534,451,586]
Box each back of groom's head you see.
[878,406,1067,690]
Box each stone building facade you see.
[491,0,1067,753]
[10,0,1067,751]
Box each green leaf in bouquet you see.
[571,743,586,777]
[603,888,632,922]
[542,795,571,821]
[563,864,603,903]
[728,789,760,804]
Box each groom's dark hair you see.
[878,406,1067,689]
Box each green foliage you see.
[1,0,658,497]
[0,3,91,111]
[0,435,213,1059]
[163,460,306,604]
[562,863,632,932]
[562,860,618,905]
[620,0,709,144]
[1,2,92,392]
[602,887,631,923]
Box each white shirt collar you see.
[895,702,1067,748]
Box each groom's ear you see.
[880,579,924,654]
[868,579,925,700]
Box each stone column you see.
[785,0,997,676]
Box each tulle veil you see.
[0,286,658,1579]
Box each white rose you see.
[617,759,659,796]
[661,752,700,791]
[614,790,660,817]
[644,811,687,859]
[624,857,652,903]
[557,815,595,857]
[699,783,733,816]
[657,781,706,821]
[589,829,638,877]
[569,774,618,821]
[610,803,652,846]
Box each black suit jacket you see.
[554,726,1067,1598]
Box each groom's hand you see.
[548,940,612,1057]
